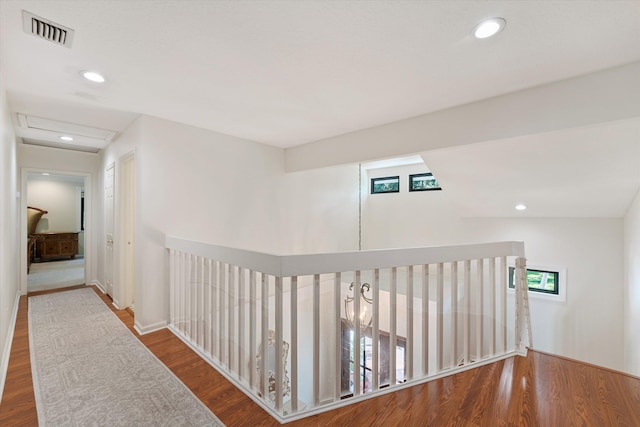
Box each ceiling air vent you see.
[22,10,74,48]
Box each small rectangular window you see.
[409,173,441,192]
[371,176,400,194]
[508,267,559,295]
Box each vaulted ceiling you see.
[1,1,639,216]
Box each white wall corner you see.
[134,320,167,336]
[0,291,21,401]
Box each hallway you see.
[1,286,639,426]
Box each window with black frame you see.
[371,176,400,194]
[409,173,441,191]
[508,267,559,295]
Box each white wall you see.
[279,164,360,254]
[102,115,285,332]
[283,162,627,371]
[0,76,19,398]
[624,189,640,376]
[27,178,83,234]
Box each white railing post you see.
[515,257,531,353]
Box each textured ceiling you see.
[1,0,640,147]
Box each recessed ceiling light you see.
[81,70,106,83]
[42,173,50,176]
[515,204,527,211]
[474,17,506,39]
[60,136,74,141]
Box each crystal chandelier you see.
[344,282,373,330]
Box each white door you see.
[105,164,115,297]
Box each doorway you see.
[22,171,90,293]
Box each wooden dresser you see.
[35,232,79,261]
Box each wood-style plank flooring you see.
[1,285,639,426]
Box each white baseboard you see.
[0,290,21,402]
[112,299,121,310]
[134,320,167,336]
[91,280,106,294]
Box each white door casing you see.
[105,164,115,298]
[119,152,135,309]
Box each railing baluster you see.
[422,264,429,376]
[261,273,269,400]
[501,256,507,353]
[200,256,205,349]
[451,261,458,368]
[406,266,413,380]
[464,260,471,364]
[238,267,245,381]
[437,262,443,371]
[372,269,380,390]
[489,257,496,356]
[169,250,175,325]
[476,259,484,361]
[275,276,283,413]
[354,270,361,396]
[220,262,227,368]
[207,258,213,356]
[334,272,341,401]
[249,270,256,390]
[390,267,397,386]
[186,254,192,339]
[313,274,320,406]
[290,276,298,413]
[229,264,235,372]
[212,261,219,361]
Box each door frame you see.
[20,168,93,295]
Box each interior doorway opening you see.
[24,171,89,293]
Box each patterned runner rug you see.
[29,288,225,426]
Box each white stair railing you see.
[166,237,530,423]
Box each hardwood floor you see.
[1,285,639,426]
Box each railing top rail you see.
[166,236,524,277]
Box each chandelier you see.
[344,282,373,331]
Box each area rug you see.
[29,288,225,426]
